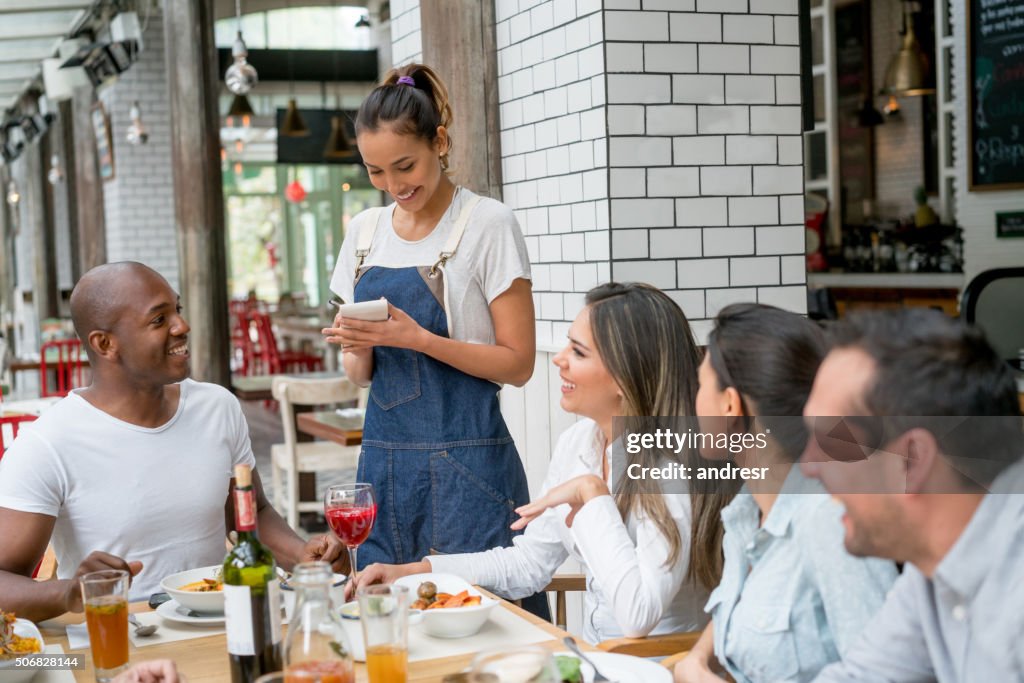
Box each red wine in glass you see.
[324,483,376,584]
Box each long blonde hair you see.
[585,283,731,589]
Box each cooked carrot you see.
[463,596,481,606]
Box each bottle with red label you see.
[223,464,283,683]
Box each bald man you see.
[0,262,345,622]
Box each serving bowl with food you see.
[0,610,45,683]
[159,565,225,615]
[392,573,497,639]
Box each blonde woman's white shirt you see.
[0,380,255,599]
[427,418,708,644]
[329,186,532,346]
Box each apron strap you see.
[429,193,483,278]
[354,207,387,279]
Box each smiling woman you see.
[320,65,541,620]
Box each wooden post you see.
[69,88,107,277]
[26,136,59,322]
[420,1,503,200]
[162,0,230,386]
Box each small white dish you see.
[392,572,497,639]
[553,651,672,683]
[0,618,46,683]
[160,565,224,615]
[155,599,226,625]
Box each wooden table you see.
[40,592,581,682]
[297,411,364,446]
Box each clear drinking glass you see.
[469,646,560,683]
[80,569,130,682]
[324,483,376,584]
[357,584,410,683]
[282,562,354,683]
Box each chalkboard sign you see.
[968,0,1024,190]
[834,1,874,224]
[996,210,1024,237]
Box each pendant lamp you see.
[883,1,934,97]
[225,0,257,96]
[280,98,309,137]
[323,116,354,160]
[226,94,255,128]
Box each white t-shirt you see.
[329,187,532,345]
[0,379,255,599]
[428,419,707,644]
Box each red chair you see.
[251,312,323,375]
[39,339,84,397]
[0,414,37,456]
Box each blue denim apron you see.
[350,197,532,568]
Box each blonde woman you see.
[351,283,731,643]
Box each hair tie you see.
[397,76,416,87]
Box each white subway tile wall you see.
[397,0,806,347]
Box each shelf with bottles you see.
[838,221,963,275]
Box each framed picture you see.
[996,211,1024,239]
[967,0,1024,190]
[91,101,114,181]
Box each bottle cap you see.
[234,464,253,487]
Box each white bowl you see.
[160,565,225,615]
[392,572,497,639]
[0,618,46,683]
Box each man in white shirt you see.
[0,262,345,622]
[802,308,1024,682]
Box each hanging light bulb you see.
[235,139,245,153]
[126,101,149,145]
[225,0,258,95]
[47,154,64,185]
[234,161,243,176]
[883,94,902,116]
[6,179,19,206]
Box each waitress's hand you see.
[323,304,427,353]
[510,475,610,531]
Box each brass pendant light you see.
[883,1,935,97]
[323,116,354,160]
[226,93,255,128]
[281,98,309,137]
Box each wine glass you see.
[324,483,377,585]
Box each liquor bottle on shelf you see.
[224,464,283,683]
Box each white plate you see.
[156,599,225,625]
[553,651,672,683]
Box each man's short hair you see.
[828,308,1023,486]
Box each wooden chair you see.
[39,339,84,397]
[0,414,37,455]
[270,375,364,528]
[543,575,702,668]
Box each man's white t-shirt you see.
[329,187,532,345]
[0,379,255,599]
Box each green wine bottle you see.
[224,464,283,683]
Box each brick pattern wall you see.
[496,0,608,347]
[389,0,423,66]
[605,0,807,342]
[98,11,179,290]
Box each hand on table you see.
[343,560,430,601]
[64,551,142,613]
[510,474,610,531]
[300,534,350,575]
[322,304,427,353]
[112,659,185,683]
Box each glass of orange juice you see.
[80,569,130,682]
[357,584,410,683]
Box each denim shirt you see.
[814,460,1024,682]
[708,468,898,683]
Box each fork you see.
[563,635,615,682]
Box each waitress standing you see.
[324,64,536,575]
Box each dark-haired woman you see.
[350,283,728,643]
[675,304,897,683]
[322,64,536,573]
